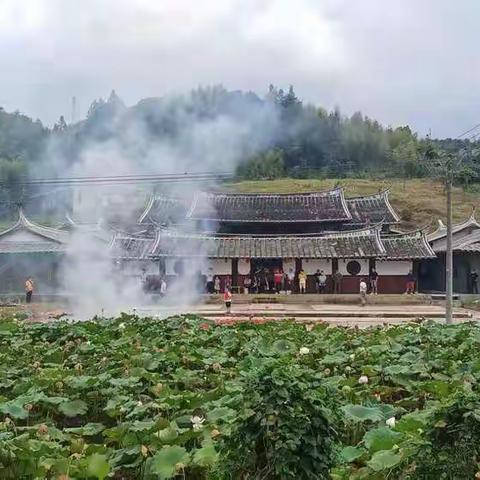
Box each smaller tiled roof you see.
[428,211,480,243]
[187,188,352,223]
[110,234,156,259]
[138,196,188,225]
[346,190,400,225]
[0,210,69,253]
[150,227,384,259]
[382,231,436,259]
[434,227,480,253]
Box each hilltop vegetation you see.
[1,85,480,217]
[226,178,480,231]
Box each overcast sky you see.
[0,0,478,137]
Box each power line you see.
[0,171,234,187]
[455,122,480,139]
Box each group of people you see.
[205,267,420,296]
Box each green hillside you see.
[225,178,480,231]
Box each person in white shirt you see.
[206,268,214,294]
[160,278,167,297]
[359,278,367,306]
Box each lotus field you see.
[1,315,480,479]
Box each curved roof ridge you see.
[345,188,400,224]
[0,209,68,244]
[428,209,480,242]
[346,187,390,200]
[138,195,155,223]
[155,226,378,241]
[381,224,431,237]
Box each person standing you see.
[314,269,326,293]
[359,278,367,306]
[25,277,34,304]
[274,268,283,293]
[287,268,295,294]
[298,269,307,294]
[369,268,379,295]
[160,277,167,297]
[243,276,251,294]
[333,270,343,294]
[224,287,232,314]
[214,276,221,294]
[206,268,214,294]
[405,270,416,294]
[471,269,479,294]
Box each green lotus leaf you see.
[58,399,88,417]
[367,449,402,472]
[87,453,110,480]
[342,405,384,422]
[340,445,365,463]
[363,427,404,453]
[150,445,190,479]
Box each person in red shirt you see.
[274,269,283,293]
[224,287,232,314]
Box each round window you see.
[346,260,361,276]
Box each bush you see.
[218,358,338,479]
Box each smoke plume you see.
[49,87,279,318]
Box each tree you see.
[0,158,27,210]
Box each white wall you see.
[203,258,232,275]
[238,259,250,275]
[122,260,159,276]
[338,258,369,276]
[302,259,331,274]
[375,260,412,275]
[283,259,295,274]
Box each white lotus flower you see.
[191,415,205,431]
[299,347,310,355]
[118,323,126,330]
[349,354,355,360]
[358,375,369,384]
[386,417,396,428]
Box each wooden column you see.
[232,258,239,292]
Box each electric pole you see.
[445,155,453,324]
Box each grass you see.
[223,177,480,230]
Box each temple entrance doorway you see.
[250,258,283,293]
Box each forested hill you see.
[1,85,480,189]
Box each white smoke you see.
[52,88,279,318]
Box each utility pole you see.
[445,155,453,324]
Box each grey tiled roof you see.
[187,188,352,223]
[138,196,188,225]
[346,191,400,225]
[0,210,69,254]
[150,228,384,259]
[110,235,156,259]
[382,231,436,259]
[0,242,66,253]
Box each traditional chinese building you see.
[422,212,480,293]
[0,210,68,293]
[112,188,435,294]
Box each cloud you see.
[0,0,478,136]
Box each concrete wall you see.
[302,259,331,274]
